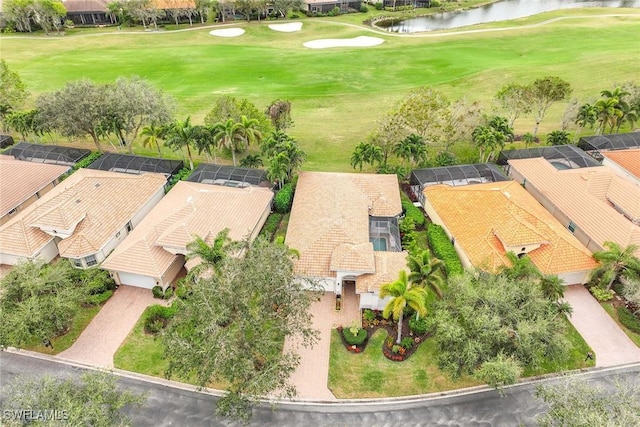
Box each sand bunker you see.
[303,36,384,49]
[268,22,303,33]
[209,28,245,37]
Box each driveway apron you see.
[563,284,640,367]
[58,286,158,368]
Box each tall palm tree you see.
[211,116,261,166]
[591,242,640,290]
[595,98,622,135]
[380,270,428,344]
[574,103,598,142]
[472,125,504,163]
[140,123,164,155]
[522,132,537,148]
[350,141,367,171]
[164,117,201,170]
[407,250,446,299]
[394,134,427,167]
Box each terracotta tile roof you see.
[102,181,273,278]
[356,252,410,293]
[509,158,640,255]
[603,149,640,179]
[62,0,109,13]
[0,169,167,259]
[285,171,402,278]
[330,242,375,273]
[424,181,597,275]
[0,156,68,217]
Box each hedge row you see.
[617,306,640,334]
[402,199,425,227]
[427,223,464,277]
[260,213,282,241]
[274,183,294,213]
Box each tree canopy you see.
[164,237,321,422]
[2,371,145,427]
[432,272,569,383]
[0,59,29,132]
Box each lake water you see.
[379,0,640,33]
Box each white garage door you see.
[117,272,157,289]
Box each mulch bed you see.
[337,310,431,361]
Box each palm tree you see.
[351,141,383,172]
[350,142,366,171]
[267,155,288,190]
[164,117,201,170]
[472,125,504,163]
[574,103,598,142]
[211,116,261,166]
[522,132,537,148]
[186,229,241,277]
[540,274,565,300]
[487,116,514,142]
[591,242,640,290]
[595,98,622,135]
[140,123,164,155]
[499,252,541,281]
[394,134,428,167]
[407,250,446,299]
[239,154,263,168]
[546,130,570,146]
[380,270,428,344]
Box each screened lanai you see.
[369,216,402,252]
[578,132,640,157]
[186,163,270,187]
[497,145,601,174]
[3,142,91,166]
[86,153,183,178]
[410,163,510,206]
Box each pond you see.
[378,0,640,33]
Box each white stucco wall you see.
[130,187,165,228]
[558,269,591,286]
[0,239,58,266]
[359,293,392,310]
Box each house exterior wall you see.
[558,269,590,286]
[249,202,273,242]
[298,276,334,292]
[114,271,158,289]
[0,239,58,266]
[130,187,165,228]
[0,181,58,226]
[359,293,391,310]
[306,1,361,13]
[160,254,185,290]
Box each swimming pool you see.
[371,237,387,251]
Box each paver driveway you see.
[563,284,640,367]
[283,283,361,400]
[58,285,159,368]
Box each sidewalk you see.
[58,286,158,368]
[563,284,640,367]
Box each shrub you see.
[363,309,376,322]
[359,4,368,12]
[290,13,300,19]
[409,315,429,335]
[400,336,414,350]
[618,306,640,334]
[145,319,164,334]
[143,304,176,334]
[85,290,113,306]
[327,6,340,16]
[260,213,282,240]
[175,285,188,300]
[342,326,367,346]
[402,199,425,227]
[152,286,164,299]
[590,286,614,302]
[166,167,192,192]
[399,217,416,235]
[375,3,383,10]
[427,223,464,277]
[274,184,294,213]
[391,344,401,354]
[163,287,174,300]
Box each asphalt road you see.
[1,350,639,427]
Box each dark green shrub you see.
[175,285,188,300]
[327,6,340,16]
[145,319,164,334]
[375,3,383,10]
[85,290,113,306]
[274,184,294,213]
[260,213,282,240]
[400,336,414,350]
[163,287,174,300]
[409,315,429,335]
[399,217,416,235]
[402,199,425,227]
[618,306,640,334]
[359,4,368,12]
[143,304,176,334]
[342,327,367,345]
[612,282,625,295]
[152,286,164,299]
[290,13,300,18]
[166,167,192,192]
[427,223,464,277]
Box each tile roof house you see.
[0,169,166,268]
[602,149,640,186]
[508,157,640,258]
[0,156,69,226]
[285,171,407,310]
[101,181,273,290]
[422,181,597,284]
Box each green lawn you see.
[113,313,170,378]
[329,315,594,398]
[601,302,640,347]
[2,10,640,170]
[23,304,102,355]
